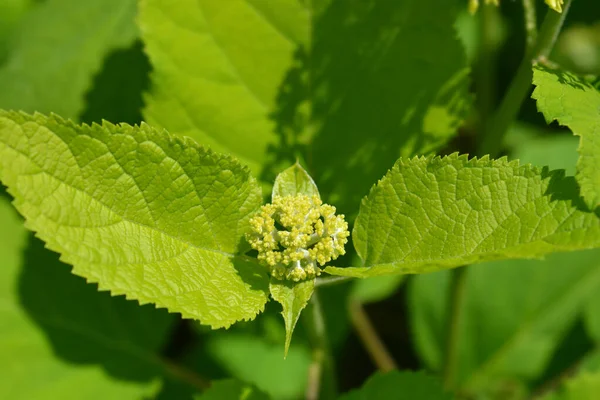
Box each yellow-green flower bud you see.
[470,0,563,14]
[545,0,563,12]
[246,195,350,282]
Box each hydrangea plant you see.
[1,0,600,398]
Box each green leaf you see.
[0,110,269,328]
[338,371,451,400]
[506,122,579,176]
[0,0,31,62]
[139,0,308,173]
[269,278,314,357]
[193,380,270,400]
[206,332,311,400]
[326,153,600,278]
[0,0,138,119]
[409,249,600,395]
[0,195,178,399]
[140,0,470,207]
[80,41,150,126]
[585,276,600,342]
[272,162,319,199]
[542,371,600,400]
[350,275,404,305]
[532,65,600,209]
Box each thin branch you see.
[159,356,211,391]
[315,275,354,287]
[523,0,538,52]
[443,266,469,389]
[348,299,397,372]
[478,0,574,157]
[304,291,336,400]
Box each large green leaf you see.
[326,154,600,278]
[532,65,600,209]
[140,0,470,212]
[139,0,308,173]
[0,193,179,399]
[338,371,451,400]
[409,249,600,396]
[0,111,269,328]
[0,0,137,118]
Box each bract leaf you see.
[269,278,314,357]
[272,162,319,200]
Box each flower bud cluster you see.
[246,195,350,282]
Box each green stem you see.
[348,299,397,372]
[523,0,538,52]
[443,266,469,390]
[159,356,210,391]
[315,275,354,287]
[478,0,573,157]
[475,3,499,140]
[304,291,336,400]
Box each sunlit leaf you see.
[327,153,600,278]
[0,111,269,328]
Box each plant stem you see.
[315,275,354,287]
[478,0,573,157]
[159,356,210,390]
[523,0,538,52]
[475,3,499,140]
[443,266,469,390]
[304,291,336,400]
[348,299,397,372]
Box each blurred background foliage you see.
[0,0,600,399]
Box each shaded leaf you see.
[206,332,310,400]
[140,0,308,172]
[193,379,270,400]
[0,111,269,328]
[506,122,579,176]
[338,370,451,400]
[140,0,470,214]
[0,0,138,118]
[0,194,177,399]
[409,249,600,395]
[350,275,404,305]
[532,65,600,209]
[80,40,151,126]
[326,154,600,278]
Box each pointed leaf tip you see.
[269,278,315,357]
[272,163,320,200]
